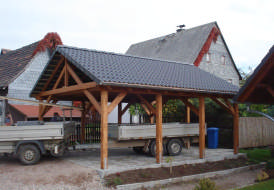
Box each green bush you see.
[194,178,218,190]
[266,160,274,170]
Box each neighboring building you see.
[0,33,63,124]
[9,104,81,122]
[126,22,241,86]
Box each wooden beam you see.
[66,63,82,84]
[266,86,274,97]
[84,90,101,114]
[52,66,66,90]
[38,99,43,121]
[39,82,97,97]
[137,95,156,115]
[118,103,122,124]
[233,104,239,154]
[81,101,86,143]
[211,97,234,115]
[141,103,151,115]
[156,94,163,164]
[199,97,205,159]
[64,60,69,87]
[42,57,64,91]
[108,92,127,114]
[186,106,190,123]
[100,90,108,169]
[180,98,199,116]
[121,103,131,116]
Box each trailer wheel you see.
[133,147,144,154]
[167,139,182,156]
[18,145,41,165]
[148,140,167,157]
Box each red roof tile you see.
[10,104,81,118]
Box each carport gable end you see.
[30,45,240,169]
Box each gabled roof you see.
[10,104,81,118]
[0,42,39,87]
[235,45,274,104]
[126,22,241,79]
[31,45,239,97]
[0,32,63,88]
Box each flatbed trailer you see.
[0,121,75,165]
[71,123,205,156]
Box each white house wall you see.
[8,51,50,104]
[199,36,240,86]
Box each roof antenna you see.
[176,24,185,32]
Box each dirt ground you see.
[105,157,251,186]
[0,155,105,190]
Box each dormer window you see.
[206,53,211,63]
[221,55,225,65]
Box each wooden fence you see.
[239,117,274,148]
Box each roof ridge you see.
[127,21,217,48]
[1,41,40,56]
[57,45,193,67]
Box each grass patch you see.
[238,179,274,190]
[239,148,274,163]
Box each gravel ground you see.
[0,155,106,190]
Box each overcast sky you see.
[0,0,273,72]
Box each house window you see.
[206,53,211,63]
[221,55,225,65]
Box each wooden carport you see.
[31,45,240,169]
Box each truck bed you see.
[0,122,75,141]
[108,123,204,140]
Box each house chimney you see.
[1,49,11,55]
[176,24,185,32]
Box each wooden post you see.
[150,115,154,124]
[156,94,163,164]
[186,106,190,123]
[38,99,43,121]
[233,104,239,154]
[101,90,108,169]
[199,97,205,159]
[80,101,86,144]
[118,103,122,124]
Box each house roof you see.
[31,45,239,97]
[10,104,81,118]
[0,32,63,88]
[0,42,39,87]
[126,22,241,79]
[234,45,274,104]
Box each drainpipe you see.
[247,105,274,122]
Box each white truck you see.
[0,121,75,165]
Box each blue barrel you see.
[207,128,219,149]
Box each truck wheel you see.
[133,147,144,154]
[167,139,182,156]
[149,140,167,157]
[18,145,41,165]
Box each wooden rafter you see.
[141,104,151,115]
[211,97,234,115]
[108,92,127,114]
[266,86,274,97]
[137,95,156,115]
[180,98,199,116]
[66,63,102,114]
[64,60,69,87]
[121,103,131,115]
[42,57,64,91]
